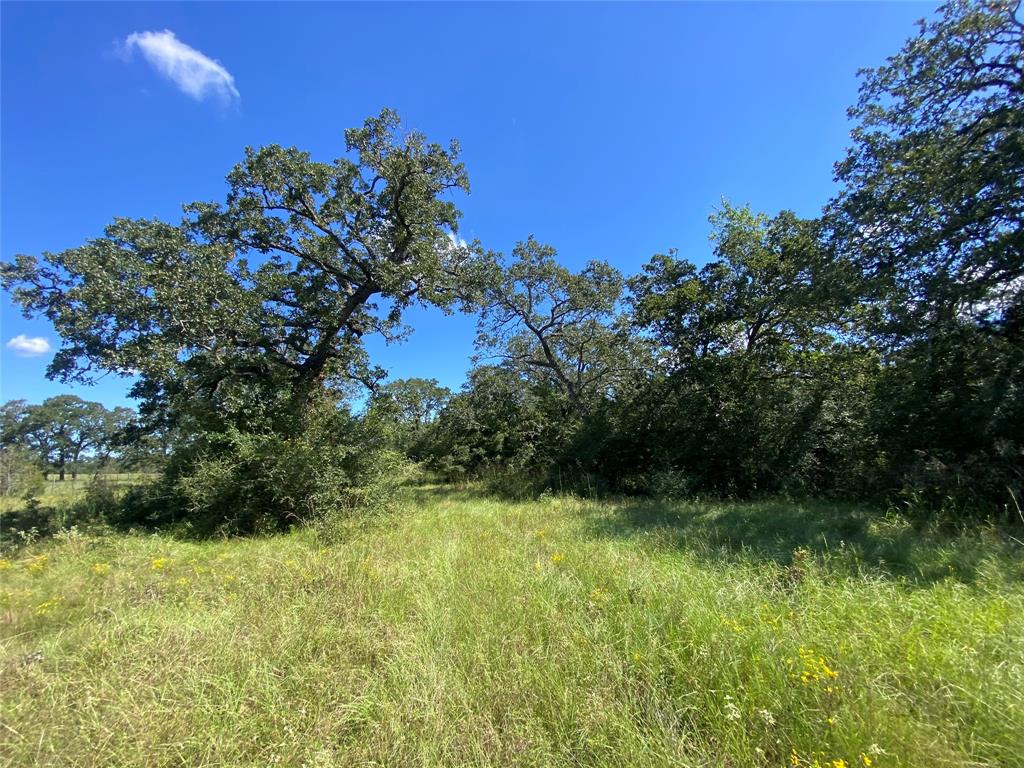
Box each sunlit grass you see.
[2,487,1022,766]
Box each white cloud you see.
[6,335,52,357]
[121,29,239,103]
[447,231,469,250]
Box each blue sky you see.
[2,1,932,409]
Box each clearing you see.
[2,487,1022,767]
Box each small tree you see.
[473,237,640,416]
[0,445,44,499]
[424,366,551,480]
[626,204,867,495]
[370,378,452,458]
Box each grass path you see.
[2,487,1023,767]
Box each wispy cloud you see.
[6,335,52,357]
[120,29,239,103]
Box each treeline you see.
[2,0,1021,530]
[413,202,1022,513]
[0,396,169,494]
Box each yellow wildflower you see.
[832,760,847,768]
[551,552,565,564]
[795,647,840,688]
[25,555,48,574]
[820,656,839,679]
[151,557,169,571]
[861,756,873,767]
[721,617,744,633]
[34,595,63,616]
[790,748,800,766]
[90,563,112,575]
[0,558,11,571]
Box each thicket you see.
[418,0,1024,516]
[3,0,1021,529]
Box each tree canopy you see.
[473,237,641,415]
[830,0,1023,341]
[3,1,1022,524]
[0,395,134,479]
[3,109,473,434]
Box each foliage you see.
[597,204,867,497]
[864,325,1024,514]
[472,237,643,415]
[429,238,647,492]
[2,110,471,527]
[422,365,554,480]
[831,0,1023,340]
[0,396,135,479]
[2,110,473,434]
[122,398,412,535]
[826,0,1024,510]
[431,1,1024,513]
[0,444,45,499]
[368,377,451,459]
[4,3,1023,520]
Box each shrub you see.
[116,401,413,535]
[0,446,44,500]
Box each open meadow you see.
[2,486,1022,767]
[3,2,1023,766]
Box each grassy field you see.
[36,473,160,491]
[1,486,1022,767]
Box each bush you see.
[619,468,696,500]
[116,401,414,535]
[0,446,44,500]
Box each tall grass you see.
[2,486,1022,766]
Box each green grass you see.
[2,486,1022,767]
[0,472,158,524]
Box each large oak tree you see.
[3,110,473,435]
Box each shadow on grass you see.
[1,481,464,549]
[583,497,1024,586]
[0,502,66,543]
[1,488,141,549]
[401,483,490,507]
